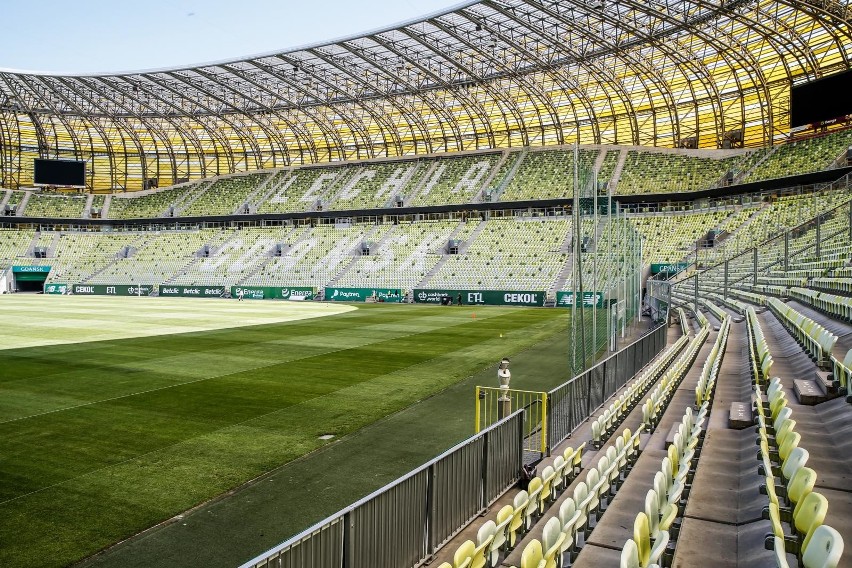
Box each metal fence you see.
[242,321,668,568]
[240,410,524,568]
[475,387,547,460]
[547,323,667,449]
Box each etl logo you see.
[467,292,484,304]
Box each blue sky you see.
[0,0,460,74]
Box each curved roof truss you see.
[0,0,849,190]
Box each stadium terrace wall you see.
[1,169,849,229]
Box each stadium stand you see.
[256,165,350,214]
[40,232,141,285]
[179,173,271,217]
[22,191,87,218]
[498,149,598,201]
[427,217,570,291]
[333,220,457,290]
[745,129,852,183]
[0,227,36,270]
[3,1,852,565]
[108,185,193,219]
[87,230,223,286]
[168,227,286,287]
[408,153,501,207]
[616,150,744,194]
[328,161,426,211]
[241,223,373,288]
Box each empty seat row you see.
[746,306,774,388]
[695,316,731,410]
[507,428,641,568]
[592,334,691,448]
[766,298,838,368]
[438,444,587,568]
[754,377,845,567]
[642,326,709,431]
[788,287,852,324]
[623,316,723,568]
[810,277,852,294]
[704,293,748,316]
[729,288,767,307]
[700,298,730,323]
[621,403,708,568]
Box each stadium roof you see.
[1,0,850,190]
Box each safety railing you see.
[242,317,669,568]
[547,322,667,450]
[239,410,525,568]
[475,387,547,460]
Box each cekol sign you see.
[504,293,539,304]
[413,289,545,307]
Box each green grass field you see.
[0,296,570,568]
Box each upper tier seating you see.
[499,149,598,201]
[745,129,852,183]
[256,165,351,214]
[328,161,426,211]
[616,151,743,194]
[108,186,192,219]
[23,192,86,218]
[409,154,501,207]
[180,173,270,216]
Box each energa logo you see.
[280,289,291,299]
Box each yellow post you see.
[475,386,481,433]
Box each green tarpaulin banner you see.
[159,286,226,298]
[555,291,606,308]
[230,286,315,301]
[72,284,153,296]
[413,289,545,307]
[324,287,403,303]
[43,283,67,294]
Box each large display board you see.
[790,69,852,127]
[33,159,87,187]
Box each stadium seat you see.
[473,522,494,568]
[633,512,667,568]
[454,539,475,568]
[492,506,514,560]
[558,498,581,561]
[520,538,545,568]
[541,516,565,568]
[510,491,529,547]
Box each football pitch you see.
[0,295,571,567]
